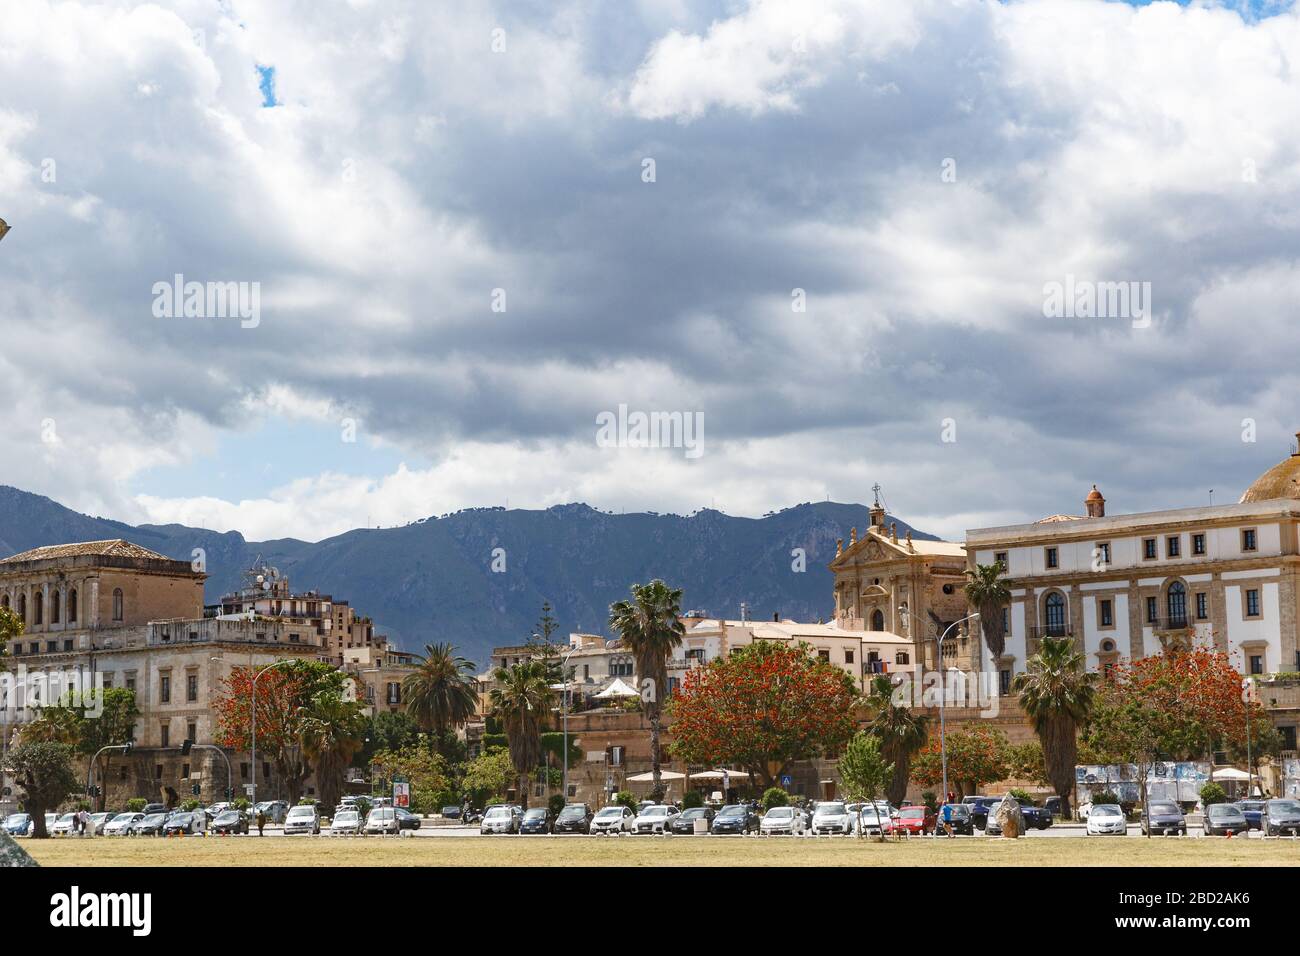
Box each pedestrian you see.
[256,809,266,837]
[941,801,954,838]
[81,808,91,837]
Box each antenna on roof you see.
[1209,489,1214,505]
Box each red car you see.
[896,805,937,835]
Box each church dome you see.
[1240,436,1300,503]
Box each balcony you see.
[1028,624,1073,641]
[1147,616,1195,631]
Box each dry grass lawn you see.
[22,833,1300,867]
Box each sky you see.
[3,0,1300,543]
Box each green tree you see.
[1005,741,1049,786]
[864,675,929,806]
[9,742,78,838]
[1199,782,1228,807]
[403,642,478,753]
[370,746,450,815]
[608,579,686,800]
[761,787,789,811]
[461,749,514,805]
[1013,636,1097,818]
[963,562,1010,661]
[838,732,893,841]
[354,711,421,768]
[0,604,22,656]
[300,691,368,812]
[489,659,554,810]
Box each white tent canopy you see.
[595,678,640,699]
[687,769,748,780]
[1211,767,1258,781]
[626,770,687,782]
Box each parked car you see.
[88,812,113,835]
[1236,800,1266,830]
[3,813,32,837]
[519,807,554,834]
[811,801,854,835]
[1086,804,1127,835]
[103,812,143,836]
[253,800,289,823]
[1261,798,1300,836]
[711,804,760,835]
[365,807,400,835]
[163,812,204,836]
[50,812,77,836]
[896,805,937,835]
[1140,801,1187,836]
[552,804,594,834]
[394,807,422,831]
[669,806,714,835]
[283,804,321,835]
[964,796,999,830]
[1018,802,1054,830]
[938,803,975,836]
[131,812,167,836]
[633,804,680,834]
[330,809,363,835]
[211,810,250,834]
[589,805,635,835]
[852,804,893,836]
[440,805,465,820]
[142,803,166,815]
[480,804,523,835]
[759,806,806,835]
[1204,802,1249,837]
[205,802,232,818]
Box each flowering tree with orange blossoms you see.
[667,641,858,788]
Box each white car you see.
[590,805,635,835]
[52,812,78,836]
[105,812,144,836]
[851,804,892,836]
[811,801,854,835]
[283,804,321,835]
[331,809,362,835]
[479,805,521,835]
[760,806,806,835]
[365,807,400,835]
[89,812,113,835]
[632,804,679,834]
[1086,804,1127,835]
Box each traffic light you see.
[225,787,233,800]
[191,783,201,796]
[122,742,133,754]
[181,739,193,756]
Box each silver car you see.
[1262,799,1300,836]
[811,801,853,835]
[479,805,522,834]
[283,804,320,835]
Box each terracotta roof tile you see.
[0,539,170,564]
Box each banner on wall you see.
[1075,762,1210,804]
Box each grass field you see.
[22,835,1300,867]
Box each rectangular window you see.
[994,551,1008,567]
[1196,592,1208,620]
[186,675,198,702]
[46,641,56,653]
[1166,536,1180,558]
[1246,589,1260,617]
[998,670,1011,696]
[817,649,830,663]
[1192,533,1206,555]
[1045,547,1058,569]
[159,675,170,703]
[240,763,250,780]
[1100,599,1113,627]
[160,724,170,748]
[181,763,190,778]
[187,721,197,742]
[1143,538,1158,560]
[155,765,163,780]
[844,649,854,664]
[102,673,113,689]
[62,639,73,652]
[125,677,136,693]
[1249,655,1263,675]
[1146,596,1158,623]
[1096,542,1111,566]
[1281,726,1297,751]
[1242,529,1258,552]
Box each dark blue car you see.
[1235,800,1265,830]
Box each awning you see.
[595,678,640,699]
[687,769,746,780]
[625,770,687,782]
[1211,767,1258,781]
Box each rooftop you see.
[0,539,171,565]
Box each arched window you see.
[68,589,77,623]
[870,609,885,631]
[33,591,43,626]
[1167,581,1187,626]
[17,593,25,623]
[51,589,60,624]
[112,588,124,622]
[0,594,8,609]
[1044,592,1067,636]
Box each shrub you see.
[1200,782,1229,807]
[761,787,790,811]
[126,798,147,812]
[1091,790,1120,806]
[232,798,251,811]
[682,790,704,809]
[614,791,638,811]
[1009,788,1035,804]
[180,799,200,812]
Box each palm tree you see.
[300,692,368,813]
[608,579,685,800]
[403,642,479,751]
[489,660,554,810]
[1013,636,1097,818]
[964,562,1011,661]
[864,675,930,806]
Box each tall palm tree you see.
[300,692,368,813]
[1013,636,1097,818]
[608,579,685,800]
[864,675,930,806]
[489,659,554,810]
[403,642,479,751]
[964,562,1011,661]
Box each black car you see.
[142,803,166,816]
[394,808,422,831]
[1261,798,1300,836]
[162,812,202,836]
[669,807,715,835]
[710,804,759,835]
[964,796,999,830]
[519,808,554,834]
[1140,801,1187,836]
[441,806,465,820]
[552,804,594,834]
[132,812,168,836]
[211,810,250,835]
[938,804,974,835]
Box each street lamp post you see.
[561,646,578,804]
[901,607,979,803]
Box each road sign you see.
[393,782,410,809]
[244,784,256,797]
[780,775,792,788]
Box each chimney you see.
[773,612,780,622]
[1085,484,1105,518]
[850,527,857,546]
[890,522,898,544]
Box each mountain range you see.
[0,486,940,667]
